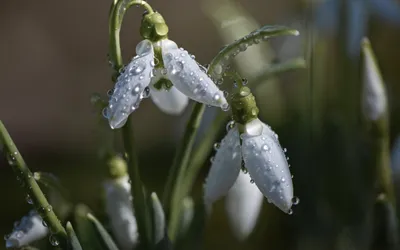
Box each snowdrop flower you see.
[104,12,228,129]
[5,210,49,248]
[204,86,295,214]
[104,156,138,250]
[225,171,264,240]
[314,0,400,57]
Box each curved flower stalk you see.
[204,85,296,214]
[103,156,138,250]
[225,171,264,240]
[104,11,228,129]
[5,210,49,248]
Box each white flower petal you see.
[149,69,188,115]
[160,39,228,109]
[204,126,242,209]
[241,119,293,213]
[225,171,264,241]
[104,176,138,250]
[106,39,155,129]
[6,211,48,248]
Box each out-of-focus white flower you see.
[104,175,138,250]
[361,38,387,121]
[204,118,294,214]
[5,210,48,248]
[104,39,228,129]
[225,171,264,241]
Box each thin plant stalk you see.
[0,121,67,247]
[164,103,205,241]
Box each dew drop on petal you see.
[226,121,235,132]
[261,144,270,152]
[102,108,109,119]
[107,89,114,96]
[250,179,255,184]
[213,93,221,101]
[210,157,215,163]
[288,209,293,215]
[283,148,287,153]
[291,196,300,205]
[221,103,230,112]
[213,143,220,150]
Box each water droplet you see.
[26,194,33,204]
[239,43,248,51]
[190,54,196,59]
[213,143,220,150]
[226,121,235,131]
[42,220,48,227]
[49,234,60,246]
[209,157,215,163]
[161,68,167,75]
[213,93,221,101]
[254,38,260,44]
[283,148,287,153]
[288,209,293,215]
[281,177,286,183]
[243,168,248,174]
[6,153,17,166]
[130,61,146,75]
[16,231,23,239]
[46,205,53,212]
[250,179,255,184]
[291,196,300,205]
[261,144,270,152]
[133,85,141,94]
[170,61,184,74]
[286,156,290,161]
[107,88,114,96]
[242,78,248,85]
[142,87,151,98]
[102,107,110,119]
[221,103,230,111]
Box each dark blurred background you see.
[1,0,400,249]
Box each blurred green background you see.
[1,0,400,249]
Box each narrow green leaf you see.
[87,213,120,250]
[66,221,83,250]
[151,192,165,244]
[74,204,106,250]
[208,25,299,80]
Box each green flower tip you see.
[140,12,169,42]
[107,155,128,179]
[231,86,259,125]
[152,77,173,90]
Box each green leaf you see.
[208,25,299,80]
[87,213,120,250]
[74,204,107,250]
[66,221,83,250]
[150,192,165,244]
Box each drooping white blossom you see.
[160,39,228,110]
[204,126,242,209]
[106,40,155,129]
[204,118,294,215]
[225,171,264,241]
[5,210,48,248]
[105,39,228,129]
[149,69,188,115]
[104,175,138,250]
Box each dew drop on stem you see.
[291,196,300,205]
[49,234,60,246]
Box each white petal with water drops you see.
[149,69,188,115]
[241,119,293,213]
[204,126,242,209]
[225,171,264,241]
[104,175,138,250]
[106,39,155,129]
[160,39,228,109]
[5,211,48,248]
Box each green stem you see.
[108,0,154,246]
[164,103,205,241]
[0,121,67,247]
